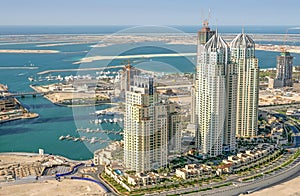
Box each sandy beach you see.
[0,49,59,54]
[256,44,300,54]
[36,42,91,47]
[250,174,300,196]
[73,53,196,64]
[0,179,106,196]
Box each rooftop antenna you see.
[215,18,219,33]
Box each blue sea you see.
[0,26,300,160]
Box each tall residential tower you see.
[230,33,259,137]
[196,32,237,157]
[191,21,215,125]
[124,75,168,173]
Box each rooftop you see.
[204,32,228,51]
[230,33,255,48]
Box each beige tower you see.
[230,33,259,137]
[124,75,168,173]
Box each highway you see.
[198,154,300,196]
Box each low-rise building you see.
[127,172,160,186]
[0,97,17,111]
[217,163,233,175]
[104,164,131,192]
[222,144,276,173]
[175,164,212,180]
[93,141,123,166]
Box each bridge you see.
[1,91,45,98]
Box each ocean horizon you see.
[0,25,300,35]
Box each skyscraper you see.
[124,75,168,173]
[167,103,183,154]
[275,51,293,88]
[118,63,141,99]
[230,33,259,137]
[195,32,237,157]
[191,20,215,131]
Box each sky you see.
[0,0,299,26]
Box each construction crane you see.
[201,9,211,28]
[125,60,132,91]
[280,29,289,53]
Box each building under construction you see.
[269,51,294,88]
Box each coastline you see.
[0,112,39,124]
[0,152,91,162]
[30,84,113,107]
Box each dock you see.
[37,65,124,75]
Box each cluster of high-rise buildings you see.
[195,21,259,157]
[123,21,259,173]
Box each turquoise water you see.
[0,26,300,160]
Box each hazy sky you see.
[0,0,299,26]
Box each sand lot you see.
[0,179,106,196]
[0,154,42,165]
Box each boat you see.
[28,77,34,82]
[90,137,96,144]
[73,138,80,142]
[95,110,106,115]
[57,75,63,81]
[109,119,113,123]
[65,135,71,140]
[59,136,65,140]
[80,136,87,141]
